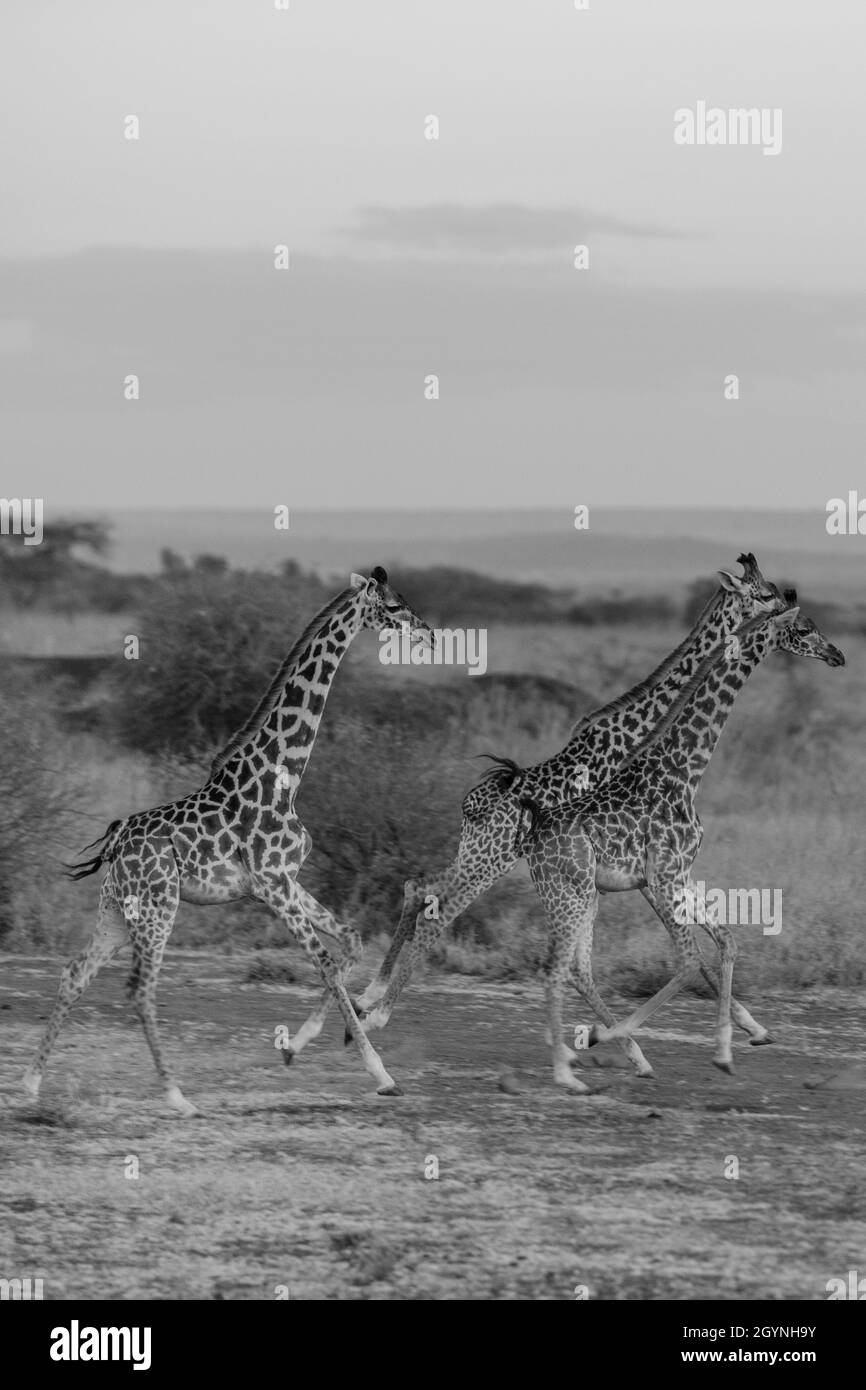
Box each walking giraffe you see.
[523,598,844,1091]
[351,553,789,1036]
[23,568,433,1115]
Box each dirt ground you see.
[1,952,864,1301]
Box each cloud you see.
[0,246,862,510]
[0,248,860,410]
[344,202,684,256]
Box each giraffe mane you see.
[210,586,358,775]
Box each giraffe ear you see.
[776,606,800,626]
[349,573,366,590]
[718,569,746,594]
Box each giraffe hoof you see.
[749,1032,775,1046]
[166,1087,202,1117]
[587,1025,603,1048]
[376,1083,403,1097]
[555,1071,592,1094]
[282,1048,295,1067]
[712,1058,735,1075]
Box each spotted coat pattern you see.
[24,570,433,1113]
[524,607,845,1090]
[358,555,789,1029]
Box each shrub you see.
[570,593,676,625]
[111,566,326,753]
[0,671,86,942]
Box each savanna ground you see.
[1,950,864,1300]
[1,550,864,1299]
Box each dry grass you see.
[2,613,862,996]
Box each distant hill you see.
[65,506,866,599]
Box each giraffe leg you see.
[120,862,200,1116]
[710,922,737,1073]
[528,832,653,1084]
[256,876,401,1094]
[536,856,656,1073]
[697,931,773,1044]
[570,935,655,1078]
[527,831,594,1092]
[130,932,200,1116]
[590,878,703,1045]
[356,801,521,1022]
[23,891,128,1101]
[355,876,426,1011]
[537,888,592,1095]
[596,875,743,1073]
[641,887,772,1044]
[278,886,363,1063]
[360,854,510,1035]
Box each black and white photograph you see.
[1,0,864,1342]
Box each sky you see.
[1,1,864,511]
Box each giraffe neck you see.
[639,616,776,795]
[553,585,744,774]
[209,586,366,797]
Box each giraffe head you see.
[717,552,787,617]
[771,591,846,667]
[351,566,435,647]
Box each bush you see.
[0,672,86,942]
[570,593,676,625]
[111,566,327,753]
[298,716,467,934]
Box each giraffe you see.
[522,599,845,1092]
[352,554,789,1037]
[23,568,433,1115]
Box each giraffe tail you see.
[63,818,125,881]
[472,753,525,790]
